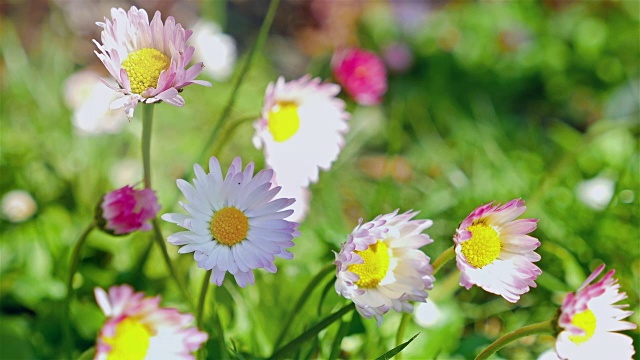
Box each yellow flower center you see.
[210,207,249,246]
[121,48,170,95]
[568,309,597,344]
[268,101,301,142]
[460,223,501,269]
[103,317,151,360]
[348,241,390,288]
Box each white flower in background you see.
[576,177,614,210]
[1,190,37,223]
[64,70,128,135]
[413,301,441,328]
[335,210,434,325]
[191,21,236,81]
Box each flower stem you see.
[395,312,412,360]
[432,245,455,275]
[197,270,212,360]
[151,218,194,311]
[198,0,280,161]
[64,222,95,360]
[475,319,554,360]
[141,104,154,188]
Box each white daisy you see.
[252,75,350,189]
[161,156,300,287]
[335,210,435,325]
[555,265,636,359]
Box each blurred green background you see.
[1,0,638,359]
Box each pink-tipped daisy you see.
[555,265,636,359]
[454,199,541,303]
[335,210,435,325]
[94,284,207,360]
[252,75,350,189]
[94,6,211,118]
[161,156,300,288]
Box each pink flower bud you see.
[99,186,160,235]
[332,47,387,105]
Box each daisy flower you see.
[98,185,160,235]
[334,210,435,325]
[555,265,636,359]
[454,199,541,303]
[332,47,387,105]
[94,284,207,359]
[161,156,300,287]
[252,75,350,189]
[94,6,211,118]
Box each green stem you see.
[269,303,356,360]
[432,246,455,275]
[64,222,95,360]
[475,320,554,360]
[197,270,212,360]
[395,312,412,360]
[198,0,280,162]
[141,104,154,189]
[151,218,194,311]
[274,263,335,349]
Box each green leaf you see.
[375,333,420,360]
[77,347,95,360]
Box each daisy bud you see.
[332,47,387,105]
[96,186,160,236]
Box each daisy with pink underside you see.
[162,156,300,288]
[555,265,636,360]
[454,199,541,303]
[94,285,207,360]
[94,6,211,118]
[99,185,160,235]
[335,210,435,325]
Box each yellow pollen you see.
[210,207,249,246]
[103,317,151,360]
[568,309,597,344]
[268,101,301,142]
[460,223,501,269]
[348,241,390,288]
[121,48,170,95]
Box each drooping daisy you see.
[555,265,636,359]
[252,75,350,189]
[94,6,211,118]
[335,210,435,325]
[98,185,160,235]
[94,284,207,360]
[454,199,541,303]
[161,156,300,287]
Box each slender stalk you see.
[151,218,194,311]
[64,222,96,360]
[274,263,335,348]
[197,270,212,328]
[269,303,356,360]
[197,270,212,360]
[141,104,154,188]
[475,320,554,360]
[198,0,280,162]
[432,246,455,275]
[395,312,412,360]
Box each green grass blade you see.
[375,333,420,360]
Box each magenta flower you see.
[94,285,207,359]
[332,47,387,105]
[453,199,541,303]
[94,6,212,118]
[100,185,160,235]
[555,265,636,359]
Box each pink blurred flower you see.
[100,186,160,235]
[454,199,541,303]
[94,285,207,359]
[555,265,636,359]
[332,47,387,105]
[94,6,211,118]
